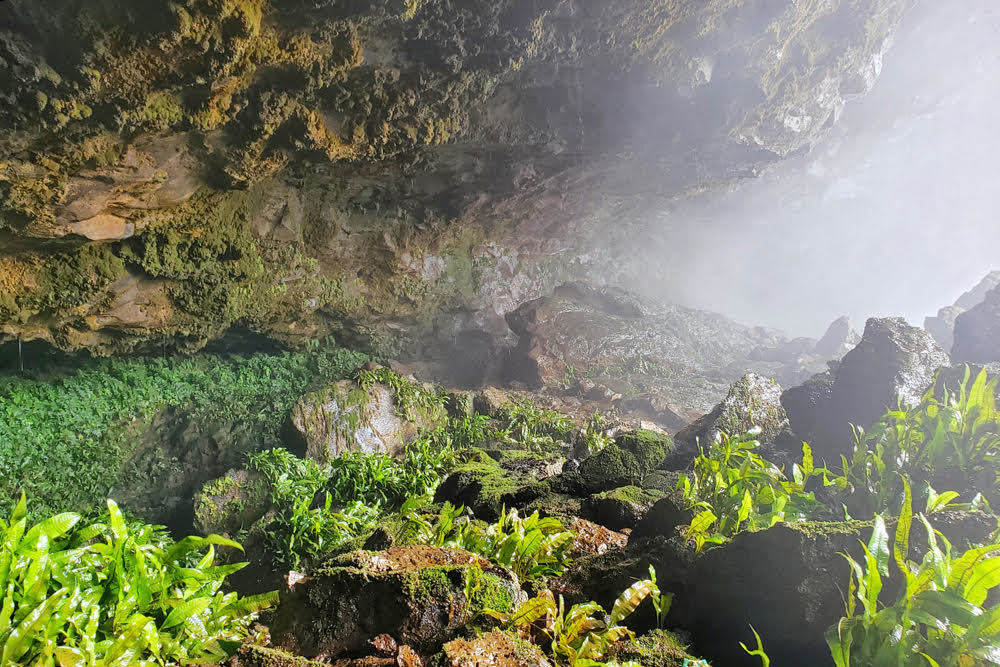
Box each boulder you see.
[605,629,704,667]
[953,284,1000,363]
[581,486,665,531]
[434,454,547,521]
[779,369,835,450]
[441,631,552,666]
[814,315,862,358]
[271,547,524,660]
[192,468,270,537]
[674,374,788,455]
[614,429,672,472]
[925,271,1000,351]
[675,521,868,666]
[788,318,949,461]
[288,379,444,463]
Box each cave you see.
[2,1,1000,665]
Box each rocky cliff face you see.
[0,0,910,356]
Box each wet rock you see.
[271,547,524,660]
[780,370,835,451]
[787,318,949,461]
[288,379,444,463]
[676,521,869,666]
[674,374,787,455]
[193,468,270,537]
[473,388,510,417]
[566,518,629,557]
[581,486,664,531]
[441,631,552,667]
[953,284,1000,363]
[615,429,672,472]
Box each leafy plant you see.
[677,429,824,551]
[0,495,276,665]
[496,570,660,666]
[491,399,574,451]
[355,366,445,423]
[248,448,380,568]
[826,478,1000,666]
[399,502,576,583]
[831,367,1000,517]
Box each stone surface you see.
[505,283,801,427]
[784,317,949,460]
[674,373,788,451]
[192,468,270,537]
[442,631,552,667]
[953,284,1000,364]
[581,485,664,531]
[0,0,911,356]
[926,271,1000,352]
[271,546,524,660]
[289,380,442,463]
[630,494,695,542]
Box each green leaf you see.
[161,597,214,629]
[869,515,890,577]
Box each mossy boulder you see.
[193,468,270,537]
[605,629,703,667]
[674,373,788,459]
[441,631,553,666]
[578,445,643,493]
[581,486,665,531]
[435,454,548,521]
[270,546,524,660]
[288,378,444,463]
[641,470,679,493]
[615,429,671,472]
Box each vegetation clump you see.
[0,495,276,665]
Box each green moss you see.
[616,429,672,473]
[465,565,516,614]
[592,485,664,506]
[789,519,874,539]
[231,644,327,667]
[608,629,702,667]
[405,566,455,603]
[579,445,643,492]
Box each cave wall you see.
[0,0,911,356]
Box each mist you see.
[633,0,1000,338]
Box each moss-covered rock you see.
[434,456,546,521]
[193,468,270,537]
[605,629,703,667]
[631,494,695,541]
[581,485,664,531]
[578,445,642,493]
[615,428,671,472]
[270,546,524,660]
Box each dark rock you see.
[434,454,546,521]
[953,284,1000,363]
[676,521,869,666]
[581,486,665,531]
[631,494,695,541]
[270,546,524,660]
[792,318,949,461]
[675,373,788,451]
[780,370,835,451]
